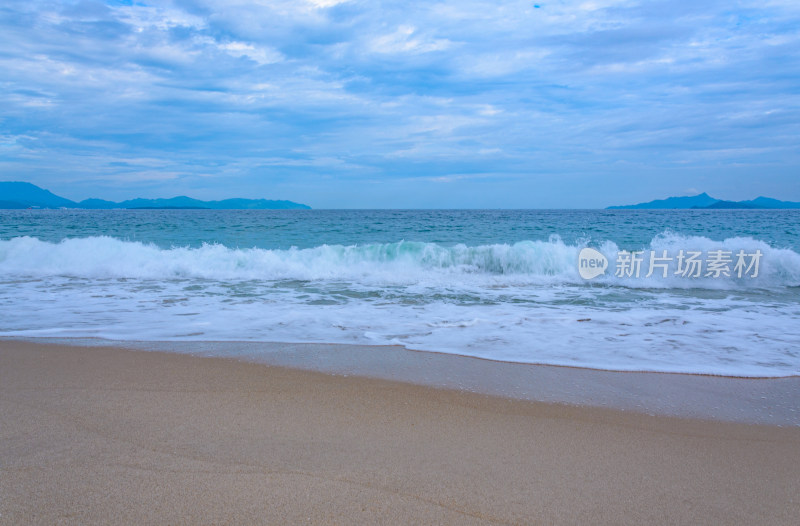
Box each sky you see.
[1,0,799,208]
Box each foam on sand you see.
[1,233,799,376]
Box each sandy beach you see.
[1,341,798,525]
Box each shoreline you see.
[4,336,799,426]
[2,340,799,524]
[4,335,799,379]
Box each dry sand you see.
[1,340,798,525]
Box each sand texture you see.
[1,341,799,525]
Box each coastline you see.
[5,337,799,426]
[2,340,799,524]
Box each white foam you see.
[2,234,799,376]
[1,234,799,289]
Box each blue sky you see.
[1,0,799,208]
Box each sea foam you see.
[2,234,799,376]
[1,233,798,289]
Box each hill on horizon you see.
[608,192,800,210]
[0,182,311,210]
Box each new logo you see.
[578,248,608,280]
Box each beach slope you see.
[1,341,798,525]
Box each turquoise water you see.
[1,209,799,376]
[2,209,799,250]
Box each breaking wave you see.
[1,233,799,289]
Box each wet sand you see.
[1,340,798,525]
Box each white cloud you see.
[370,25,453,54]
[306,0,351,8]
[116,4,208,32]
[218,41,283,65]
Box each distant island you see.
[0,182,311,210]
[607,192,800,210]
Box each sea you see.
[1,209,799,378]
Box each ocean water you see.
[1,209,799,377]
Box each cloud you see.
[217,41,283,65]
[0,0,799,206]
[369,25,453,54]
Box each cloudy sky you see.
[1,0,799,208]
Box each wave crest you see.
[1,234,799,288]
